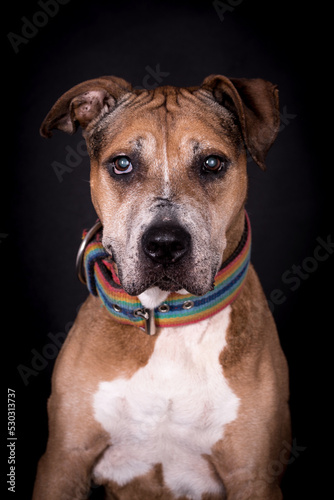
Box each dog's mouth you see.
[117,265,189,296]
[117,261,216,298]
[152,275,186,293]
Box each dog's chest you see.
[92,306,239,499]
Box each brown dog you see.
[33,75,290,500]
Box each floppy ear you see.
[40,76,133,138]
[200,75,280,170]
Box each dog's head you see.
[41,75,279,299]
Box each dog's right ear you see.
[40,76,132,138]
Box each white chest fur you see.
[92,306,239,499]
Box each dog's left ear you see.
[40,76,132,138]
[200,75,280,170]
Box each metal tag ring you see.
[76,220,102,284]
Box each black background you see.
[3,0,331,498]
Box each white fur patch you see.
[92,306,239,498]
[138,287,170,309]
[138,287,191,309]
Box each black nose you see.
[142,223,191,265]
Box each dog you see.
[33,75,291,500]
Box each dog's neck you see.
[224,209,247,265]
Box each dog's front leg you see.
[210,405,290,500]
[33,408,109,500]
[33,366,110,499]
[33,446,101,500]
[219,473,284,500]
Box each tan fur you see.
[212,266,291,499]
[33,75,290,500]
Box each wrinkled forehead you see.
[88,86,242,159]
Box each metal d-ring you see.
[76,220,102,285]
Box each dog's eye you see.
[203,155,225,172]
[112,156,133,175]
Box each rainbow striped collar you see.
[77,212,251,335]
